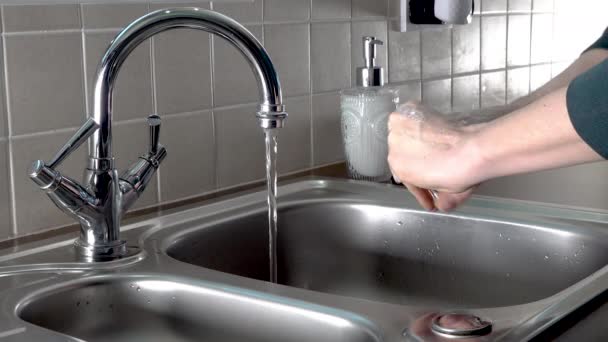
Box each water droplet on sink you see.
[499,233,503,239]
[76,301,80,307]
[136,287,141,292]
[130,284,134,288]
[147,299,151,304]
[171,296,176,301]
[495,251,500,255]
[397,221,403,226]
[544,255,550,260]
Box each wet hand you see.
[387,101,482,212]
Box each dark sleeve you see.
[566,58,608,159]
[584,28,608,52]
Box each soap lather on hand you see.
[387,101,481,212]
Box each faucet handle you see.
[119,115,166,212]
[47,118,99,169]
[148,114,161,155]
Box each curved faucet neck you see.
[91,7,285,161]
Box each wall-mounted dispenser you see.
[393,0,474,32]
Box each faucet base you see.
[74,239,128,262]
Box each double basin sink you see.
[0,179,607,341]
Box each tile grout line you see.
[385,10,391,84]
[1,8,18,237]
[418,22,425,102]
[2,29,83,37]
[550,0,556,76]
[478,0,483,109]
[504,0,510,105]
[450,25,454,112]
[308,0,314,168]
[548,0,557,78]
[77,2,83,32]
[0,5,4,33]
[82,27,124,34]
[210,0,219,195]
[348,1,353,89]
[79,5,91,155]
[78,4,87,129]
[0,13,554,37]
[528,0,535,64]
[211,109,218,196]
[348,14,354,88]
[10,126,81,141]
[528,0,535,95]
[387,60,553,85]
[79,5,89,119]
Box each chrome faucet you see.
[28,8,287,261]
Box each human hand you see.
[387,101,483,212]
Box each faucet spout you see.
[71,7,286,260]
[92,7,286,160]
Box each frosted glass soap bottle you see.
[340,36,399,182]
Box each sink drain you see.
[431,313,492,338]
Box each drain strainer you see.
[431,313,492,338]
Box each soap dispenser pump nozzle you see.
[357,36,384,88]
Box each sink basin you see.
[17,275,380,342]
[166,181,608,309]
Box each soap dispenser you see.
[340,36,399,182]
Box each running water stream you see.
[264,129,279,283]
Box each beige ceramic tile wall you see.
[0,0,606,240]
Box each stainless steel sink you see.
[166,200,608,308]
[0,178,607,341]
[16,275,379,342]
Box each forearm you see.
[457,50,608,183]
[467,86,603,183]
